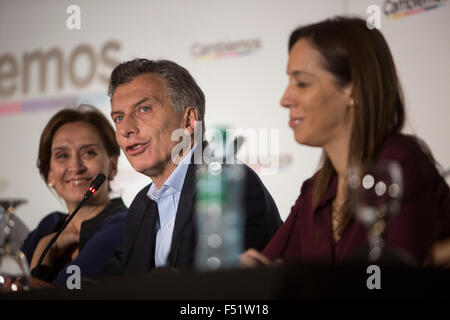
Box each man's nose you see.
[118,114,138,138]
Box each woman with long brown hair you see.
[241,16,450,267]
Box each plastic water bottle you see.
[194,129,245,271]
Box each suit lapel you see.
[167,161,196,266]
[124,188,159,274]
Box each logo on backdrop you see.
[190,39,262,60]
[383,0,447,19]
[0,40,121,116]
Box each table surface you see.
[2,262,450,300]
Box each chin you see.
[132,163,149,175]
[64,195,84,205]
[294,136,317,148]
[128,157,148,171]
[131,161,158,177]
[294,132,306,145]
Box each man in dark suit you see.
[105,59,282,276]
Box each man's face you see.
[111,74,186,179]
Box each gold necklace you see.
[331,199,343,242]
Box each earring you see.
[48,182,54,188]
[349,98,354,107]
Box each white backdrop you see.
[0,0,449,230]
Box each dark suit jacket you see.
[103,160,282,277]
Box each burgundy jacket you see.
[262,134,450,264]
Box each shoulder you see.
[379,133,444,196]
[128,184,151,208]
[107,198,127,216]
[85,206,127,243]
[99,205,127,226]
[242,164,263,186]
[379,133,433,165]
[235,163,281,216]
[379,133,440,176]
[299,171,319,196]
[34,211,67,233]
[240,163,273,200]
[124,184,152,224]
[136,184,152,198]
[21,211,66,259]
[286,170,326,216]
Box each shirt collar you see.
[147,144,197,200]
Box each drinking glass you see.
[0,198,31,292]
[348,161,403,262]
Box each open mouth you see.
[126,142,149,155]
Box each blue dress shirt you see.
[147,145,196,267]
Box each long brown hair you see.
[288,16,405,221]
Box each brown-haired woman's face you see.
[47,121,117,210]
[280,39,353,149]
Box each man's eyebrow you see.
[110,110,123,118]
[133,97,152,107]
[110,97,159,118]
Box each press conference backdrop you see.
[0,0,449,230]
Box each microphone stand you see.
[36,174,106,268]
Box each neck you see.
[323,121,353,180]
[151,161,178,190]
[323,126,352,204]
[324,140,349,180]
[150,142,194,190]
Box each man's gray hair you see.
[108,59,205,133]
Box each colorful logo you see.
[0,92,107,116]
[190,39,262,61]
[384,0,447,19]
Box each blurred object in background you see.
[0,199,31,292]
[0,179,30,249]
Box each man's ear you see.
[183,106,199,135]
